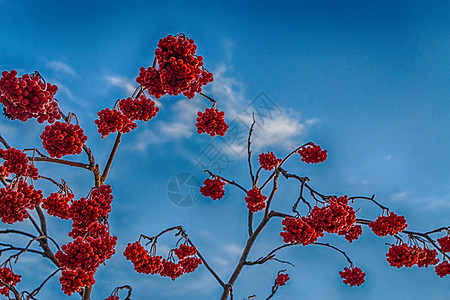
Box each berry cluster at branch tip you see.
[339,267,365,286]
[195,108,228,137]
[42,192,74,220]
[0,148,38,179]
[40,121,88,158]
[298,143,327,164]
[94,108,137,138]
[275,273,290,286]
[0,70,60,123]
[259,152,282,171]
[118,94,159,122]
[245,187,267,213]
[200,177,225,200]
[124,241,202,280]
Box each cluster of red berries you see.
[435,261,450,277]
[258,152,282,171]
[369,212,407,236]
[142,34,213,99]
[105,296,120,300]
[0,180,43,224]
[275,273,290,286]
[59,269,95,296]
[0,267,21,296]
[68,185,113,228]
[0,148,38,179]
[118,94,159,122]
[200,177,225,200]
[386,244,439,268]
[0,70,60,123]
[56,222,117,272]
[136,67,165,98]
[195,108,228,137]
[339,267,365,286]
[245,187,267,213]
[343,225,363,243]
[40,121,87,158]
[94,108,137,138]
[124,242,202,280]
[437,235,450,253]
[298,143,327,164]
[42,191,74,220]
[280,216,319,246]
[308,196,356,234]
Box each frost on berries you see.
[42,192,74,220]
[40,121,88,158]
[0,70,61,123]
[195,108,229,137]
[0,148,39,179]
[200,177,225,200]
[369,212,407,236]
[339,267,365,287]
[258,152,281,171]
[298,143,327,164]
[245,187,267,212]
[136,67,165,98]
[0,267,21,297]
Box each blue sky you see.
[0,0,449,299]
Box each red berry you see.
[437,235,450,253]
[118,94,159,122]
[386,244,421,268]
[369,212,407,237]
[258,152,281,171]
[200,177,225,200]
[0,148,38,179]
[280,216,319,246]
[435,260,450,278]
[244,187,267,213]
[275,273,289,286]
[40,121,87,158]
[59,269,95,295]
[339,267,365,287]
[298,143,327,164]
[94,108,137,138]
[195,108,228,137]
[0,267,21,297]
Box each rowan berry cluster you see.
[56,223,117,272]
[0,70,60,123]
[0,267,21,296]
[0,148,38,179]
[437,235,450,253]
[94,108,137,138]
[59,269,95,296]
[149,34,213,99]
[200,177,225,200]
[339,267,365,286]
[386,244,439,269]
[0,180,43,224]
[258,152,282,171]
[40,121,88,158]
[68,185,113,228]
[298,143,327,164]
[42,192,74,220]
[118,94,159,122]
[280,217,319,246]
[195,108,228,137]
[369,212,407,236]
[343,225,363,243]
[136,67,165,98]
[275,273,289,286]
[308,196,356,235]
[435,261,450,277]
[245,187,267,213]
[123,242,202,280]
[105,296,120,300]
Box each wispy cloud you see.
[106,75,136,95]
[47,61,76,77]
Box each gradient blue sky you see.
[0,0,449,299]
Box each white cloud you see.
[47,61,76,77]
[106,75,136,95]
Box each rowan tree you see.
[0,34,448,300]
